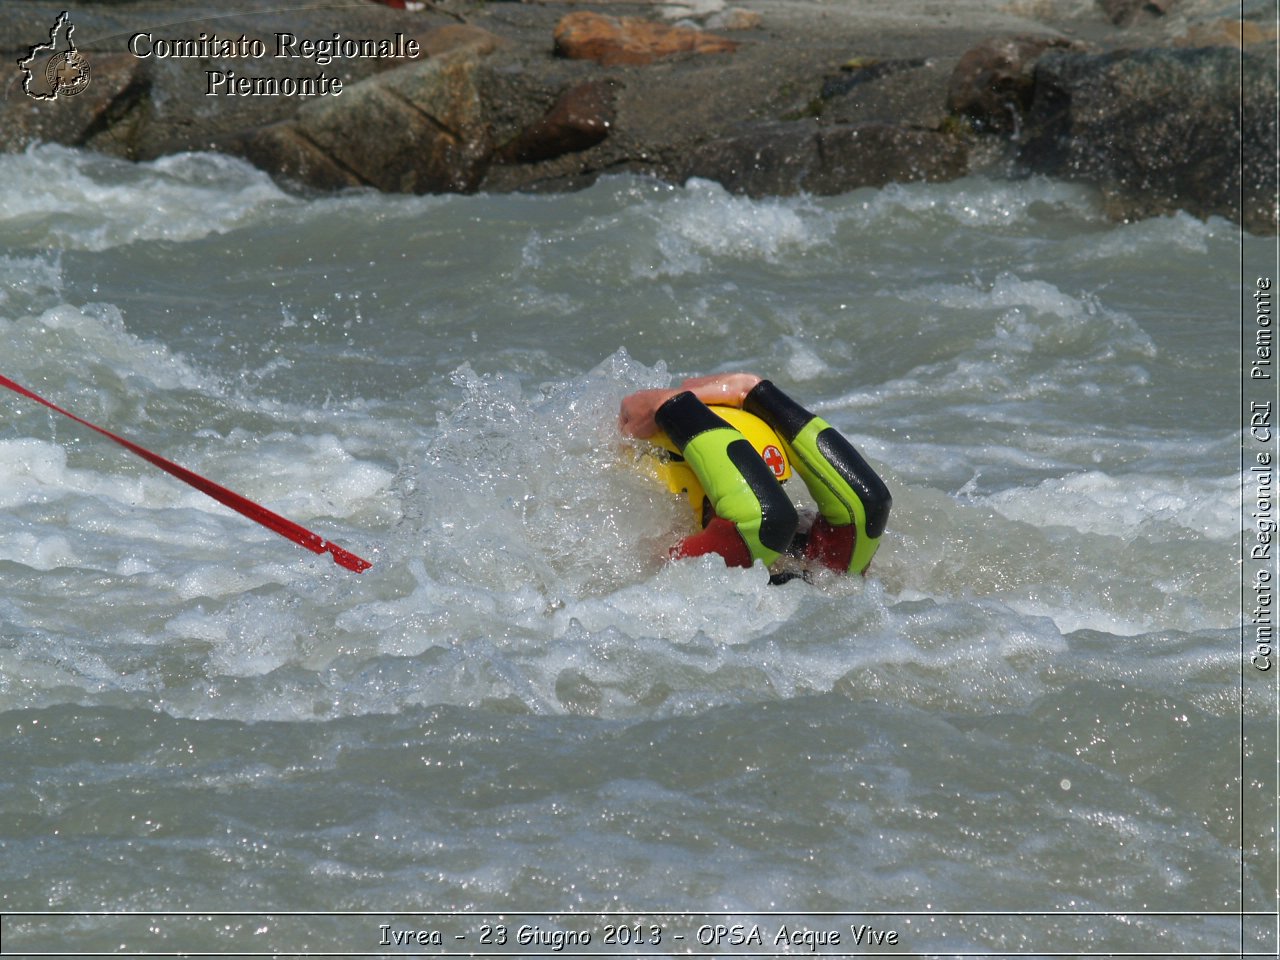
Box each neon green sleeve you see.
[655,391,798,566]
[744,380,891,574]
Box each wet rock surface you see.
[684,120,969,197]
[946,36,1082,134]
[1,0,1275,232]
[1020,45,1277,233]
[552,10,739,66]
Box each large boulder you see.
[0,53,150,156]
[815,57,951,130]
[235,50,492,193]
[946,35,1080,134]
[684,120,968,197]
[1173,17,1279,49]
[1096,0,1175,27]
[0,0,1270,235]
[552,11,739,67]
[0,2,467,161]
[496,79,618,165]
[1020,46,1278,232]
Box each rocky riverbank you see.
[2,0,1276,232]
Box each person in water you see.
[619,372,891,578]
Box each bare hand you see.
[619,374,762,438]
[679,372,761,407]
[618,388,679,438]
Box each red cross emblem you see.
[761,444,786,478]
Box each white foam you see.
[985,470,1238,540]
[0,144,292,251]
[782,337,830,381]
[205,430,394,521]
[1066,207,1230,262]
[0,162,1239,731]
[861,272,1157,409]
[0,253,64,312]
[0,530,77,571]
[842,175,1104,229]
[0,438,161,510]
[7,302,215,397]
[639,178,836,276]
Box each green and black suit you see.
[654,380,891,575]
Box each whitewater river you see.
[0,145,1273,956]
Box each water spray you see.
[0,373,372,573]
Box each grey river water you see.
[0,144,1273,955]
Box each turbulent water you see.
[0,144,1271,956]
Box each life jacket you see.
[651,405,791,527]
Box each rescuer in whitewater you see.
[619,372,891,580]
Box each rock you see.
[808,123,969,194]
[684,120,968,197]
[0,53,150,157]
[946,35,1079,134]
[814,57,952,130]
[233,123,362,191]
[420,24,504,58]
[553,11,739,67]
[660,1,727,21]
[1020,46,1277,232]
[471,61,581,157]
[823,58,929,101]
[1174,18,1278,49]
[707,9,764,31]
[0,0,1267,234]
[684,122,817,196]
[236,52,492,194]
[0,3,470,161]
[1097,0,1172,26]
[497,79,618,165]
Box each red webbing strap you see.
[0,373,372,573]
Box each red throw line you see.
[0,373,372,573]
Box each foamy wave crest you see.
[635,178,835,276]
[0,144,292,251]
[0,437,142,511]
[2,301,223,436]
[0,253,65,314]
[983,471,1238,541]
[401,351,675,596]
[843,175,1104,229]
[874,272,1156,403]
[878,478,1235,637]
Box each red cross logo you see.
[761,444,786,478]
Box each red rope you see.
[0,373,372,573]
